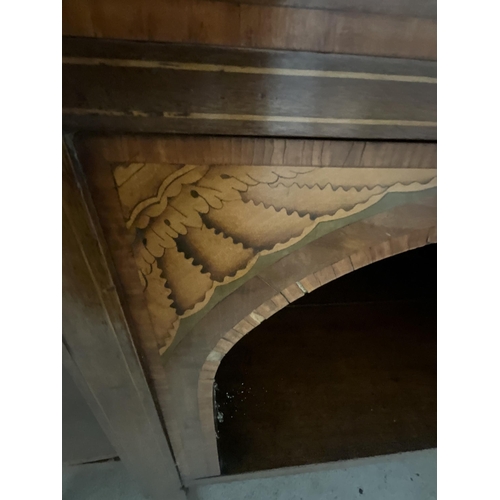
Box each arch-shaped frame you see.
[74,134,437,482]
[160,197,436,481]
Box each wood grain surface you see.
[74,134,437,355]
[74,135,437,168]
[62,141,185,499]
[63,38,436,139]
[216,0,437,18]
[74,134,436,480]
[62,0,436,60]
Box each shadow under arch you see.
[161,198,436,481]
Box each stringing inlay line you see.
[62,57,437,84]
[63,108,437,127]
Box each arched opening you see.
[214,244,437,475]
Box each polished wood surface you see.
[74,135,437,167]
[115,163,435,352]
[74,133,436,480]
[217,0,436,18]
[74,135,437,354]
[63,38,436,139]
[62,0,436,60]
[62,141,185,500]
[62,0,437,484]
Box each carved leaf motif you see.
[176,226,255,283]
[126,165,209,228]
[117,163,437,351]
[242,183,388,218]
[203,198,313,251]
[273,167,437,190]
[115,163,181,220]
[143,261,179,350]
[157,246,213,315]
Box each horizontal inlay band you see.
[62,57,437,84]
[63,108,436,127]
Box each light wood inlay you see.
[62,57,437,84]
[64,109,436,128]
[75,135,437,481]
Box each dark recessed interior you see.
[215,244,437,475]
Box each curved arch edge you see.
[197,227,437,475]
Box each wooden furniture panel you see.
[74,135,437,356]
[63,0,437,482]
[63,38,436,139]
[72,134,436,480]
[73,135,437,167]
[177,215,437,479]
[62,0,436,60]
[217,0,437,18]
[62,142,185,500]
[62,364,117,465]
